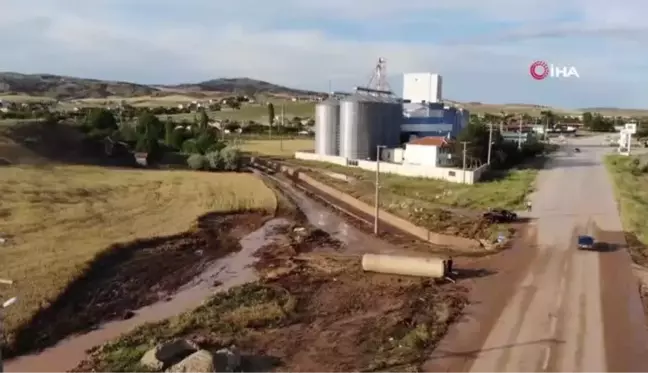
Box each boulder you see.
[140,339,198,370]
[166,346,243,372]
[214,346,241,372]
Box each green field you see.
[166,101,315,124]
[604,155,648,265]
[283,158,538,239]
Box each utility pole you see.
[487,122,493,164]
[0,278,16,373]
[518,114,523,150]
[461,141,469,184]
[280,104,285,152]
[374,145,385,235]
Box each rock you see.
[213,346,241,372]
[166,350,215,373]
[140,339,198,370]
[122,310,135,320]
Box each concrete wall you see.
[252,157,481,251]
[294,152,488,184]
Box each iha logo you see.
[529,60,580,80]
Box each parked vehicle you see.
[574,147,581,152]
[483,208,518,223]
[577,235,594,250]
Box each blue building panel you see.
[401,104,465,140]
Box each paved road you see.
[466,135,648,372]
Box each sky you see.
[0,0,646,109]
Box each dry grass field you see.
[0,165,277,337]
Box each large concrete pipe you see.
[361,253,453,279]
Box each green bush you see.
[187,154,208,170]
[205,151,223,170]
[220,147,242,171]
[182,138,199,154]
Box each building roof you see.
[408,136,452,147]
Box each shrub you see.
[187,154,208,170]
[220,147,242,171]
[182,138,199,154]
[205,151,223,171]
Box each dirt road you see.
[430,135,648,372]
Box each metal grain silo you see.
[339,94,373,160]
[314,98,340,155]
[381,98,402,148]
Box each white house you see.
[402,136,454,168]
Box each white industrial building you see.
[402,73,443,104]
[308,63,484,184]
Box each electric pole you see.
[280,104,285,152]
[461,141,469,184]
[487,122,493,165]
[518,114,523,150]
[374,145,385,235]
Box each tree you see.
[205,151,223,170]
[198,108,209,129]
[136,112,163,139]
[86,108,117,130]
[540,110,555,129]
[582,112,594,128]
[182,138,199,153]
[170,128,187,150]
[220,146,242,171]
[187,154,208,170]
[164,119,175,146]
[135,133,160,155]
[195,130,218,154]
[454,121,491,165]
[267,103,275,127]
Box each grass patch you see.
[165,102,315,124]
[76,255,466,372]
[0,165,277,339]
[234,138,314,157]
[283,159,536,239]
[604,155,648,264]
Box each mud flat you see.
[3,212,277,371]
[73,174,475,372]
[75,241,468,372]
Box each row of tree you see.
[79,107,241,169]
[455,117,546,169]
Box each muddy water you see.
[4,218,292,372]
[6,172,397,372]
[264,172,399,255]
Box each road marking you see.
[541,346,551,371]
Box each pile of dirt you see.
[4,212,268,358]
[74,253,467,372]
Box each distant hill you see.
[0,72,323,100]
[160,77,321,97]
[0,73,156,99]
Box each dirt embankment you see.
[75,227,468,372]
[3,212,268,359]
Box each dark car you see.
[574,147,581,152]
[483,208,518,223]
[577,235,594,250]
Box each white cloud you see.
[1,0,647,107]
